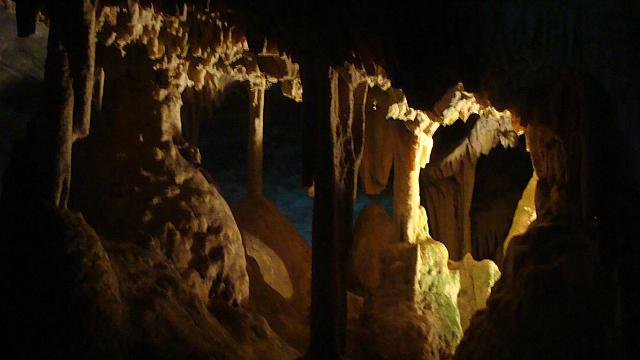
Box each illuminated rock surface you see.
[350,203,397,295]
[231,197,311,352]
[359,238,462,359]
[450,253,501,331]
[354,91,505,358]
[503,173,538,255]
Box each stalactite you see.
[359,86,395,195]
[247,79,265,198]
[94,66,104,112]
[42,24,74,208]
[300,60,318,195]
[64,0,96,141]
[13,0,98,207]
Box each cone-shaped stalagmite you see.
[247,80,266,198]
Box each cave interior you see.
[0,0,639,359]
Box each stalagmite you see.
[247,79,266,198]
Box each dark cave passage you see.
[470,136,532,261]
[186,81,393,243]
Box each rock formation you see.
[350,82,505,359]
[231,197,312,352]
[421,85,520,260]
[0,1,637,359]
[503,173,538,255]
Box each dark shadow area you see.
[470,135,532,260]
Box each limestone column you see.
[22,0,96,208]
[310,65,367,360]
[42,25,74,208]
[300,61,318,194]
[392,122,434,243]
[247,80,266,198]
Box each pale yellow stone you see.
[504,173,538,254]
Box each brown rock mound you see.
[232,196,312,352]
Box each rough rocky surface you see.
[72,46,249,306]
[0,37,298,359]
[55,23,294,357]
[0,200,297,359]
[231,196,311,352]
[422,98,519,260]
[354,84,505,359]
[450,253,501,331]
[105,237,296,359]
[454,223,605,359]
[455,72,629,358]
[242,230,293,299]
[1,202,125,358]
[350,203,397,295]
[360,239,462,359]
